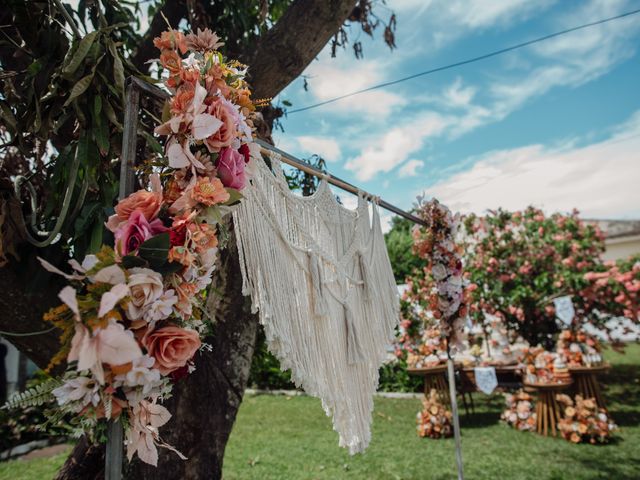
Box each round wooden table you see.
[523,380,573,437]
[408,364,450,404]
[569,364,610,409]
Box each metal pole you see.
[447,358,464,480]
[106,77,143,480]
[256,139,428,227]
[105,420,124,480]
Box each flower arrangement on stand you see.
[406,327,448,369]
[556,329,603,367]
[6,28,257,466]
[411,197,468,348]
[416,389,453,439]
[556,394,617,444]
[501,390,537,431]
[521,347,571,385]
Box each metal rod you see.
[256,139,428,227]
[105,420,124,480]
[447,358,465,480]
[106,78,146,480]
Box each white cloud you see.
[424,110,640,218]
[301,59,407,117]
[295,136,342,162]
[345,112,451,181]
[398,159,424,178]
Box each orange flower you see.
[191,177,230,206]
[142,325,201,375]
[188,222,219,253]
[168,246,195,266]
[153,30,187,54]
[570,432,581,443]
[160,50,182,75]
[171,87,195,116]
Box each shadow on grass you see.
[460,411,502,428]
[575,453,640,479]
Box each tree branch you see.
[245,0,357,100]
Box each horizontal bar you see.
[256,139,427,227]
[124,77,426,228]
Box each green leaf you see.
[102,99,123,129]
[157,261,183,276]
[88,219,104,254]
[281,100,292,107]
[64,72,94,106]
[223,188,244,206]
[121,255,149,269]
[140,130,163,155]
[113,54,125,94]
[138,232,170,268]
[62,31,99,78]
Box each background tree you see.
[384,215,423,283]
[462,207,624,348]
[0,1,397,478]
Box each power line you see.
[287,8,640,114]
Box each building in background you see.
[589,220,640,261]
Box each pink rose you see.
[115,210,168,257]
[142,326,201,375]
[204,98,236,152]
[216,147,246,190]
[106,174,163,232]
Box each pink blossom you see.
[216,147,246,190]
[115,210,168,257]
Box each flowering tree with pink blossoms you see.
[462,207,634,347]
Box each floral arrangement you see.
[556,329,603,367]
[416,389,453,439]
[501,390,536,431]
[410,197,468,348]
[521,347,570,384]
[24,28,257,466]
[556,394,617,444]
[405,327,448,368]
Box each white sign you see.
[474,367,498,395]
[553,295,575,326]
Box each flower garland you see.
[556,394,617,444]
[34,28,257,466]
[411,197,468,348]
[501,390,536,431]
[416,388,453,439]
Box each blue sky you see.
[272,0,640,229]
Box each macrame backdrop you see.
[233,153,399,453]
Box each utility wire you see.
[288,8,640,114]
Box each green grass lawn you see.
[2,345,639,479]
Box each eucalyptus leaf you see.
[64,72,95,106]
[62,31,99,78]
[121,255,149,269]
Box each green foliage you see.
[384,215,422,283]
[2,377,61,411]
[248,327,295,390]
[0,373,70,452]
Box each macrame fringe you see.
[233,153,399,454]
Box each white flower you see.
[53,375,100,411]
[432,263,448,281]
[127,268,165,320]
[143,289,178,326]
[195,265,216,290]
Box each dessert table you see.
[523,380,573,437]
[569,364,610,409]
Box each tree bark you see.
[246,0,358,100]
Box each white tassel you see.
[308,251,328,317]
[345,305,365,365]
[358,250,374,302]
